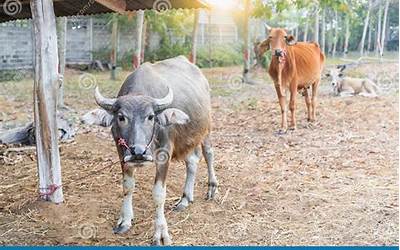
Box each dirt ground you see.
[0,61,398,245]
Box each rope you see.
[38,159,120,198]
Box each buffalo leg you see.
[289,85,297,130]
[202,135,218,200]
[311,81,320,121]
[113,168,134,234]
[152,148,172,245]
[174,146,201,211]
[275,84,287,133]
[304,88,312,122]
[113,142,134,234]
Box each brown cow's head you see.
[94,87,189,166]
[257,26,296,59]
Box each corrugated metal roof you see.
[0,0,209,23]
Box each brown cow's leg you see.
[275,84,287,133]
[152,146,172,245]
[304,88,312,122]
[289,85,297,130]
[311,81,320,121]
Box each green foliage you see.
[145,42,191,63]
[196,45,243,68]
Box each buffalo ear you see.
[157,108,190,126]
[285,35,297,46]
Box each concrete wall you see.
[0,13,245,70]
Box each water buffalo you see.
[85,56,218,245]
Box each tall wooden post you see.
[242,0,250,83]
[321,8,326,54]
[111,14,118,80]
[30,0,63,203]
[189,9,200,64]
[57,16,67,108]
[133,10,144,70]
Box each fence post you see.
[133,10,144,70]
[30,0,63,203]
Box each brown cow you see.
[257,27,325,133]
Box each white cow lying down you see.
[326,65,380,97]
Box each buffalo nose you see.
[274,49,283,57]
[130,145,146,156]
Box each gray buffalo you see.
[83,56,218,245]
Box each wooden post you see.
[133,10,144,70]
[56,16,67,108]
[189,9,200,64]
[89,17,93,61]
[30,0,63,203]
[207,11,212,68]
[111,14,118,80]
[243,0,250,83]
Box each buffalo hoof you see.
[275,129,287,135]
[113,223,131,234]
[288,126,296,131]
[206,183,218,200]
[173,197,190,211]
[152,226,172,245]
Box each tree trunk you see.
[367,16,373,52]
[332,10,339,57]
[30,0,63,203]
[189,9,200,64]
[133,10,144,70]
[375,4,383,56]
[343,15,350,57]
[314,8,319,43]
[303,20,309,42]
[380,0,390,57]
[243,0,251,83]
[359,1,371,56]
[141,19,147,64]
[321,8,326,54]
[110,14,118,80]
[56,16,67,108]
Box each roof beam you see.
[95,0,127,14]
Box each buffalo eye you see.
[148,114,154,121]
[118,114,125,122]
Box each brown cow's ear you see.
[285,35,297,46]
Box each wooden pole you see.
[314,7,319,43]
[133,10,144,70]
[111,14,118,80]
[189,9,200,64]
[89,17,93,61]
[30,0,63,203]
[56,16,67,108]
[343,15,350,58]
[243,0,250,83]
